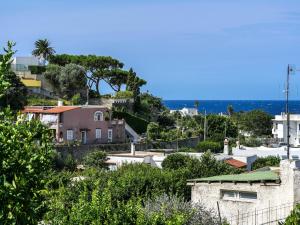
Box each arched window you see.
[94,111,103,121]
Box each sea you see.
[163,100,300,116]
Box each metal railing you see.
[227,202,296,225]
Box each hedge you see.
[28,65,46,74]
[112,111,149,134]
[196,141,222,153]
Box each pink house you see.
[23,105,126,144]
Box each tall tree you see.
[0,42,27,111]
[32,39,56,64]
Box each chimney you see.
[57,100,63,106]
[223,138,229,155]
[131,142,136,156]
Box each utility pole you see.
[286,64,293,160]
[204,110,207,141]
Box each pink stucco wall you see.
[55,107,126,144]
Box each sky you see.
[1,0,300,100]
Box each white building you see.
[188,160,300,225]
[170,107,198,117]
[272,113,300,147]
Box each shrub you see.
[71,93,82,105]
[115,90,133,99]
[196,141,222,153]
[162,153,192,170]
[240,137,262,147]
[252,156,280,170]
[64,153,77,171]
[83,151,107,169]
[113,111,149,134]
[28,65,46,74]
[280,203,300,225]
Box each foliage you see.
[71,93,82,105]
[115,90,134,99]
[28,65,46,74]
[27,95,71,106]
[137,93,165,120]
[64,154,77,171]
[0,111,54,224]
[0,41,15,96]
[157,113,176,128]
[196,141,222,153]
[32,39,55,62]
[280,204,300,225]
[252,156,281,170]
[0,70,27,111]
[43,64,61,93]
[83,151,107,169]
[147,122,161,140]
[143,194,221,225]
[240,137,262,147]
[162,153,193,170]
[113,110,149,134]
[49,54,146,97]
[206,114,238,138]
[59,63,87,99]
[0,42,27,111]
[235,110,273,137]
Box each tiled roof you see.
[43,106,80,113]
[23,106,80,114]
[188,171,280,184]
[21,79,41,87]
[225,159,247,168]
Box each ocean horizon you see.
[163,100,300,116]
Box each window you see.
[96,128,101,139]
[67,129,74,141]
[221,190,257,202]
[108,129,113,142]
[94,111,103,121]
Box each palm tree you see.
[32,39,55,64]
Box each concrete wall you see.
[189,160,300,224]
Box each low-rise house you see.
[11,56,54,97]
[170,107,198,117]
[272,113,300,146]
[188,160,300,225]
[23,105,127,144]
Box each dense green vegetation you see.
[281,204,300,225]
[252,156,281,170]
[196,140,222,153]
[113,111,149,134]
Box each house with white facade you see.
[188,160,300,225]
[170,107,198,117]
[272,113,300,147]
[11,56,54,97]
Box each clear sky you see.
[1,0,300,100]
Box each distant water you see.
[163,100,300,116]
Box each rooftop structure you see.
[188,160,300,224]
[170,107,198,117]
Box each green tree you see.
[43,64,61,93]
[147,122,161,140]
[0,42,27,111]
[0,111,54,224]
[236,110,273,136]
[32,39,55,63]
[196,141,222,153]
[162,153,192,170]
[59,63,87,99]
[83,151,107,169]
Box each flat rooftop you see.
[108,151,165,158]
[188,170,280,184]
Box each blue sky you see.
[1,0,300,100]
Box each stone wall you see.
[55,136,202,161]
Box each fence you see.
[227,201,296,225]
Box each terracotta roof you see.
[23,107,45,113]
[23,106,80,114]
[43,106,80,113]
[225,159,247,168]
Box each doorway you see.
[81,131,87,144]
